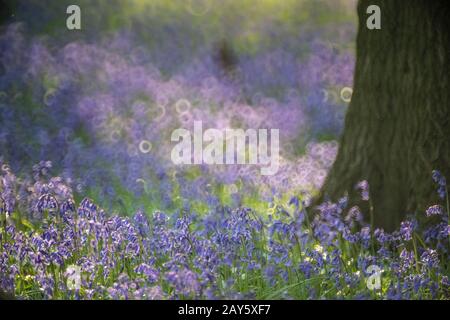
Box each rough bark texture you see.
[321,0,450,231]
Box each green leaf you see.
[21,218,35,230]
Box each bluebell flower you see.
[399,249,415,273]
[135,263,159,283]
[432,170,447,199]
[420,249,439,269]
[400,221,414,241]
[356,180,370,201]
[426,205,444,217]
[36,194,59,214]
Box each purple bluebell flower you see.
[358,227,371,248]
[135,263,159,283]
[399,249,415,273]
[426,205,444,217]
[165,268,201,298]
[400,220,414,241]
[432,170,447,199]
[356,180,370,201]
[420,249,439,269]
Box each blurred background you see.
[0,0,357,216]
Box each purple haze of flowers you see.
[0,163,449,299]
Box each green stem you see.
[412,234,420,273]
[369,199,375,256]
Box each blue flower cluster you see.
[0,165,448,299]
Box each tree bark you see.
[320,0,450,231]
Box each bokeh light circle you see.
[186,0,213,16]
[139,140,152,154]
[127,144,139,157]
[340,87,353,103]
[110,130,121,142]
[154,104,166,121]
[228,184,238,194]
[175,99,191,114]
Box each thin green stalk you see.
[412,234,420,273]
[369,199,375,256]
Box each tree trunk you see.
[320,0,450,231]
